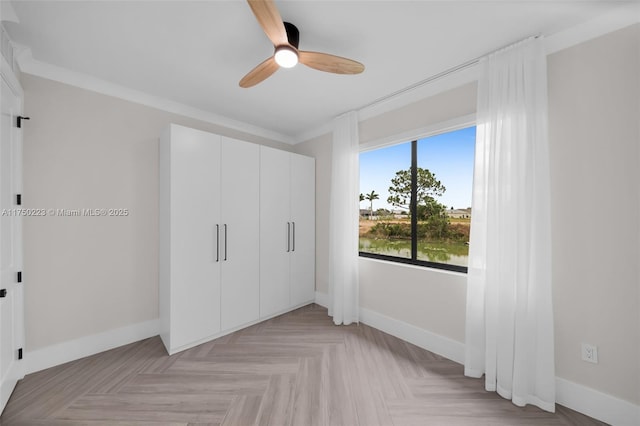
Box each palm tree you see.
[365,190,379,219]
[359,193,365,202]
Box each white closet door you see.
[259,147,291,317]
[220,137,260,330]
[169,126,221,349]
[290,154,316,306]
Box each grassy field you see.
[359,218,470,266]
[450,217,471,225]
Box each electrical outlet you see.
[581,343,598,364]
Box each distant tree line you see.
[360,167,468,242]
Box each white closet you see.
[259,146,315,317]
[219,137,260,332]
[159,124,314,355]
[289,152,316,307]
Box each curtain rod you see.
[357,34,540,113]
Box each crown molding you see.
[11,1,638,147]
[295,2,640,145]
[545,2,640,55]
[0,1,19,24]
[14,47,296,145]
[294,120,334,145]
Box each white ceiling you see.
[3,0,631,142]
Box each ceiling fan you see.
[239,0,365,88]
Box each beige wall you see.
[21,74,290,351]
[293,132,331,296]
[302,24,639,406]
[548,24,639,404]
[359,259,467,342]
[359,82,477,145]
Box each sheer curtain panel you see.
[464,37,555,412]
[328,111,360,325]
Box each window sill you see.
[359,252,468,275]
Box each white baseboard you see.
[314,291,329,308]
[315,291,464,364]
[556,377,640,426]
[314,291,639,425]
[24,319,160,375]
[359,306,466,365]
[1,363,22,415]
[360,305,640,424]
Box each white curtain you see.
[328,111,359,325]
[464,37,555,412]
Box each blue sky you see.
[360,126,476,211]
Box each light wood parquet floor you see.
[1,304,606,426]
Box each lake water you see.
[359,237,468,267]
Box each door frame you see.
[0,53,25,415]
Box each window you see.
[359,126,475,272]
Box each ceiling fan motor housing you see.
[283,22,299,49]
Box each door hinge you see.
[16,193,21,205]
[17,116,30,128]
[0,289,6,298]
[18,348,23,360]
[17,271,22,283]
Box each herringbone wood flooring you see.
[1,304,606,426]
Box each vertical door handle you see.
[292,222,295,252]
[286,222,290,252]
[224,224,228,261]
[216,224,219,262]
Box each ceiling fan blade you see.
[247,0,288,47]
[239,56,279,88]
[299,51,365,75]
